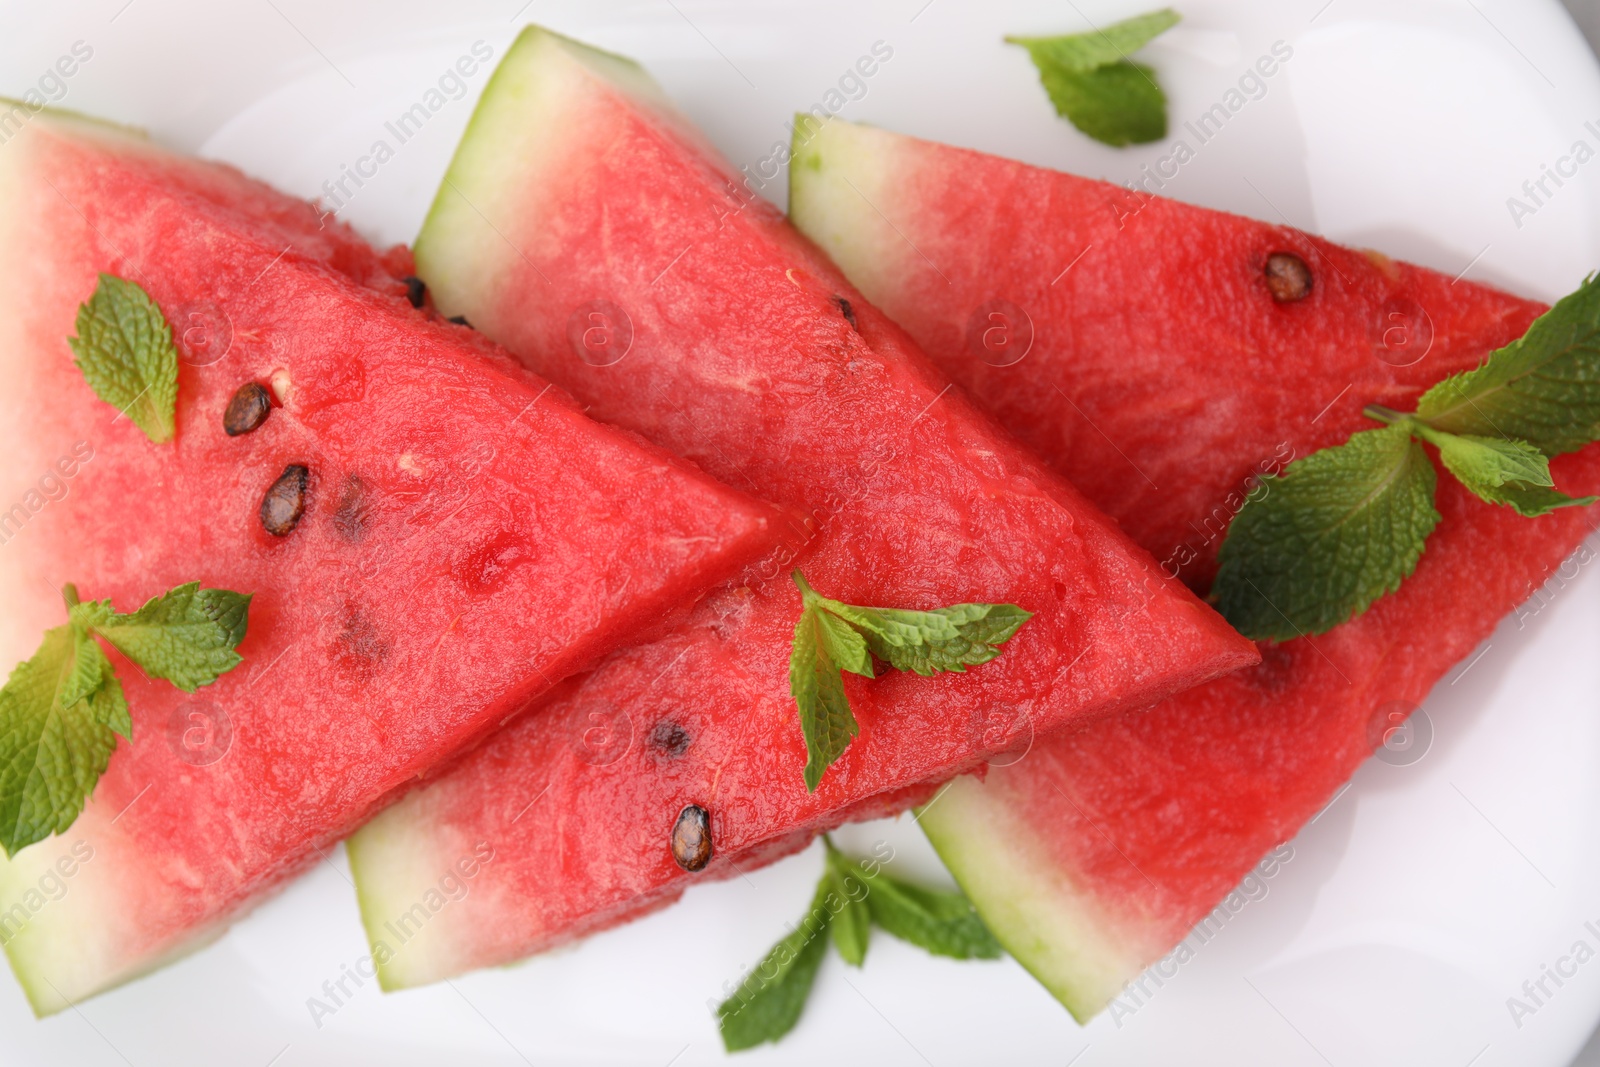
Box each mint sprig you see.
[716,840,1000,1052]
[788,572,1031,791]
[0,582,250,856]
[1214,277,1600,641]
[1007,8,1180,147]
[1416,274,1600,454]
[67,274,180,443]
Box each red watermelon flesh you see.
[0,108,781,1015]
[343,26,1258,991]
[788,117,1600,1018]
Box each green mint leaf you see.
[823,840,872,967]
[58,627,109,711]
[1470,479,1597,518]
[790,602,864,794]
[1027,62,1169,146]
[0,582,246,856]
[1415,274,1600,456]
[717,880,833,1052]
[1213,425,1440,641]
[1409,425,1595,515]
[1413,427,1553,491]
[0,626,128,857]
[799,576,1032,678]
[788,573,1032,789]
[1007,8,1180,71]
[67,274,180,444]
[1007,8,1179,146]
[853,861,1002,960]
[834,601,1033,677]
[72,582,251,693]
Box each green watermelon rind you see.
[414,25,673,325]
[0,827,231,1017]
[345,798,447,993]
[787,116,902,312]
[916,777,1144,1022]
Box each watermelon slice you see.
[0,106,781,1015]
[343,26,1257,991]
[788,117,1600,1019]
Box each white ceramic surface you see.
[1,1,1598,1064]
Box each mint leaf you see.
[717,843,1005,1051]
[1471,479,1597,518]
[790,600,865,793]
[717,880,833,1052]
[833,601,1033,677]
[1007,8,1179,146]
[72,583,251,693]
[1007,8,1180,71]
[1026,62,1169,146]
[788,573,1032,789]
[1213,425,1440,641]
[869,878,1002,960]
[59,627,109,710]
[0,582,248,856]
[1414,426,1553,491]
[67,274,180,443]
[0,626,128,857]
[1407,425,1596,515]
[1415,274,1600,456]
[823,840,872,967]
[845,856,1002,960]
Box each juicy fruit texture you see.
[790,117,1600,1018]
[0,108,780,1015]
[344,26,1257,991]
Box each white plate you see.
[3,1,1600,1064]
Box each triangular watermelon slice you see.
[789,117,1600,1019]
[343,26,1257,991]
[0,107,782,1015]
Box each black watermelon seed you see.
[671,804,712,871]
[833,295,857,330]
[448,314,473,328]
[649,720,691,757]
[1264,252,1313,303]
[402,276,426,308]
[260,465,309,537]
[223,382,272,437]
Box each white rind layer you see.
[916,775,1148,1022]
[414,26,682,329]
